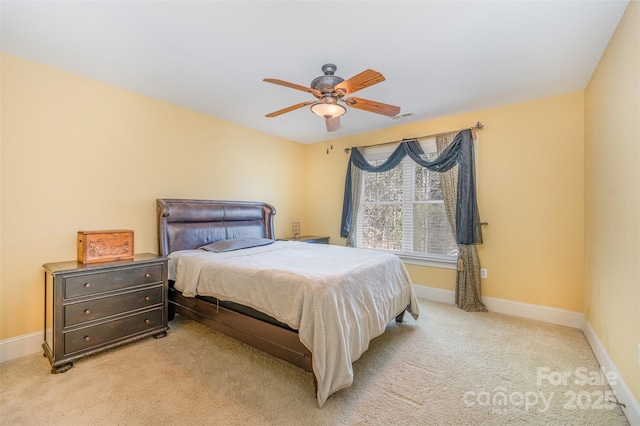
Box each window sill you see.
[395,252,458,269]
[354,247,458,270]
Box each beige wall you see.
[1,52,586,341]
[584,1,640,402]
[0,53,307,339]
[305,91,585,313]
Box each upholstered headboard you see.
[156,199,276,256]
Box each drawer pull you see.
[84,336,91,342]
[84,309,91,315]
[145,319,150,324]
[145,273,150,278]
[84,283,91,288]
[145,296,150,301]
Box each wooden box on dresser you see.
[42,253,169,373]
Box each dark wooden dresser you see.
[42,253,169,373]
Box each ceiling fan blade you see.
[326,116,341,132]
[344,97,400,117]
[263,78,322,98]
[334,69,385,95]
[265,101,315,117]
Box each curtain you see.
[345,164,363,247]
[341,129,482,245]
[437,132,487,312]
[341,128,487,312]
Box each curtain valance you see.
[340,129,482,245]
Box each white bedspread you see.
[168,241,419,407]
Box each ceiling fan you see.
[263,64,401,132]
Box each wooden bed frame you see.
[156,198,406,389]
[157,199,313,375]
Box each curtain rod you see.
[344,122,484,153]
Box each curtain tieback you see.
[457,257,464,272]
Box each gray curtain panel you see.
[437,133,487,312]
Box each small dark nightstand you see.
[278,235,330,244]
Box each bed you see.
[157,198,419,407]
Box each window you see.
[355,140,458,264]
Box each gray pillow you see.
[199,238,274,253]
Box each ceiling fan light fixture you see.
[310,101,346,119]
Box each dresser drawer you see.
[64,263,163,299]
[64,285,163,327]
[64,308,163,355]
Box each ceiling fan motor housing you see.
[311,64,345,94]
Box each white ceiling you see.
[1,1,628,144]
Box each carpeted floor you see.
[0,299,630,425]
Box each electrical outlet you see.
[480,268,488,279]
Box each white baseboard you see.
[0,329,49,364]
[413,284,585,329]
[0,288,589,361]
[583,321,640,426]
[413,285,456,305]
[6,285,579,363]
[482,295,585,329]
